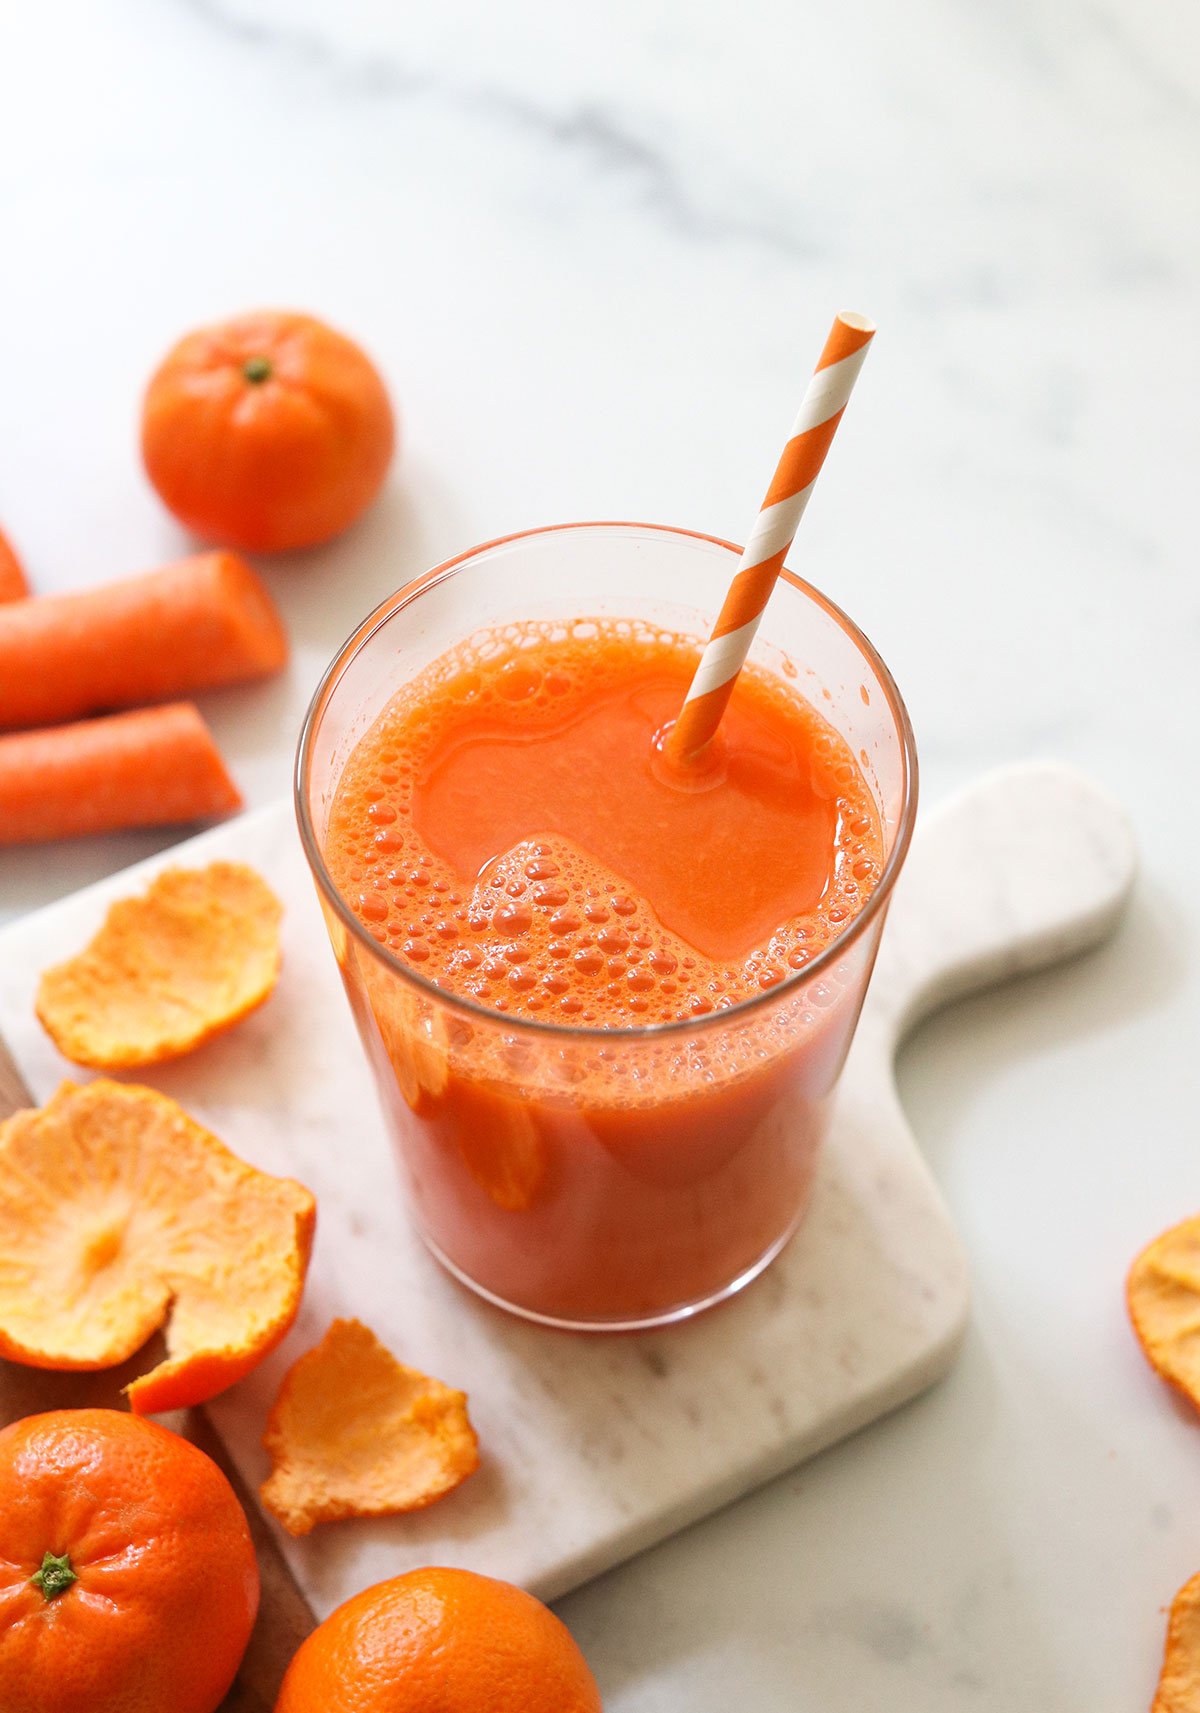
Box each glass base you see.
[417,1211,806,1333]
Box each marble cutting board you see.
[0,763,1135,1616]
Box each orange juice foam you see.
[324,618,883,1027]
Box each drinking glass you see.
[297,522,917,1330]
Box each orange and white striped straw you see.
[666,311,875,764]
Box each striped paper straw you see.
[666,311,875,764]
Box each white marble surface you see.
[0,2,1196,1705]
[0,766,1131,1624]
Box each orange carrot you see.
[0,551,287,730]
[0,528,28,602]
[0,703,242,843]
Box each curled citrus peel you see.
[0,1080,315,1414]
[260,1318,479,1536]
[35,861,283,1069]
[1154,1571,1200,1711]
[1128,1215,1200,1411]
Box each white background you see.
[1,2,1198,1705]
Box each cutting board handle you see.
[867,762,1137,1045]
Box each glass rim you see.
[295,520,919,1042]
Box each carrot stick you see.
[0,528,29,602]
[0,551,287,730]
[0,703,242,844]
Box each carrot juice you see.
[299,523,917,1328]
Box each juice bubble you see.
[596,927,630,955]
[493,904,533,936]
[532,885,569,907]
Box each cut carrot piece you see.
[0,550,287,730]
[1153,1570,1200,1711]
[0,1079,316,1414]
[36,862,283,1069]
[0,527,28,601]
[0,702,241,844]
[1128,1216,1200,1412]
[260,1318,478,1537]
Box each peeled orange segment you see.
[370,985,450,1114]
[35,861,283,1070]
[369,982,546,1209]
[1154,1571,1200,1711]
[260,1318,479,1537]
[0,1080,315,1415]
[455,1090,547,1212]
[1128,1216,1200,1410]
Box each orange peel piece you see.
[260,1318,479,1537]
[35,861,283,1069]
[0,1079,315,1414]
[1154,1570,1200,1711]
[1128,1215,1200,1410]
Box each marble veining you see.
[174,0,817,259]
[177,0,434,98]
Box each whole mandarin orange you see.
[0,525,28,600]
[142,310,395,552]
[0,1408,259,1713]
[274,1566,603,1712]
